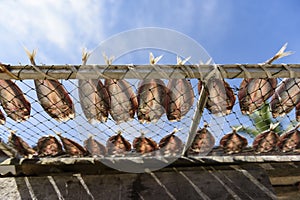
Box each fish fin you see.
[177,56,191,65]
[102,52,114,65]
[82,48,91,65]
[265,43,294,64]
[24,47,37,65]
[149,52,163,65]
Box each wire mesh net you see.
[0,64,300,162]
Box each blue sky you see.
[0,0,299,146]
[1,0,299,65]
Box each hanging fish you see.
[239,43,293,115]
[0,80,31,122]
[0,138,18,158]
[8,130,37,157]
[133,132,158,154]
[219,127,248,154]
[277,125,300,152]
[79,79,110,123]
[137,79,167,123]
[56,132,89,157]
[25,49,75,122]
[0,109,5,125]
[137,53,167,123]
[105,79,138,124]
[238,78,277,115]
[188,123,215,154]
[270,78,300,118]
[296,102,300,122]
[79,51,110,123]
[198,79,235,116]
[159,128,183,155]
[166,56,194,121]
[84,136,107,156]
[37,135,64,157]
[252,123,279,154]
[106,131,131,155]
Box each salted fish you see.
[8,130,37,157]
[106,131,131,155]
[35,79,75,121]
[0,109,5,124]
[219,127,248,154]
[270,78,300,118]
[166,79,194,121]
[238,78,277,114]
[137,79,167,123]
[79,79,110,123]
[56,132,89,157]
[198,79,235,116]
[188,124,215,154]
[0,80,31,122]
[25,49,75,121]
[37,135,64,157]
[252,123,279,153]
[159,129,183,155]
[133,133,158,154]
[84,136,107,156]
[105,79,138,124]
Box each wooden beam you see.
[1,64,300,80]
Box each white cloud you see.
[0,0,233,64]
[0,0,106,64]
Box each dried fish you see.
[79,79,110,123]
[133,132,158,154]
[166,56,194,121]
[137,79,167,123]
[105,79,138,124]
[159,129,183,155]
[37,135,64,157]
[106,131,131,155]
[219,127,248,154]
[0,139,17,158]
[79,50,110,123]
[0,80,31,122]
[270,78,300,118]
[56,132,89,157]
[25,49,75,121]
[277,125,300,152]
[35,80,75,121]
[84,136,107,156]
[137,53,167,123]
[252,123,279,153]
[8,130,37,157]
[0,109,5,125]
[198,79,235,116]
[188,123,215,154]
[296,102,300,122]
[166,79,194,121]
[238,78,277,115]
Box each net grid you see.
[0,63,300,159]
